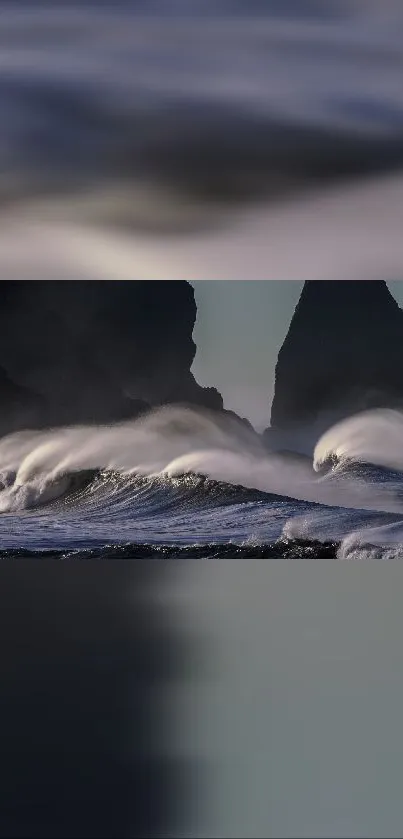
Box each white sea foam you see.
[0,405,402,520]
[314,408,403,473]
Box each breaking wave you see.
[2,405,403,557]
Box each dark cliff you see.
[269,280,403,438]
[0,281,224,431]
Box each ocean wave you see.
[0,405,401,513]
[0,406,403,554]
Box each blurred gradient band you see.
[2,561,403,837]
[0,560,209,838]
[0,1,401,279]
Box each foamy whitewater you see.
[1,405,403,558]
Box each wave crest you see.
[0,407,403,555]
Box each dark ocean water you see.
[2,404,403,559]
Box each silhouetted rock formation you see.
[268,280,403,441]
[0,281,224,432]
[0,365,47,435]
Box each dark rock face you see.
[0,281,223,432]
[269,280,403,437]
[0,365,46,436]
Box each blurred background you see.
[0,0,402,279]
[3,560,403,837]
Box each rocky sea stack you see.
[0,281,224,431]
[268,280,403,441]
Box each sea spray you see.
[0,405,401,518]
[314,408,403,474]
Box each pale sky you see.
[192,281,403,431]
